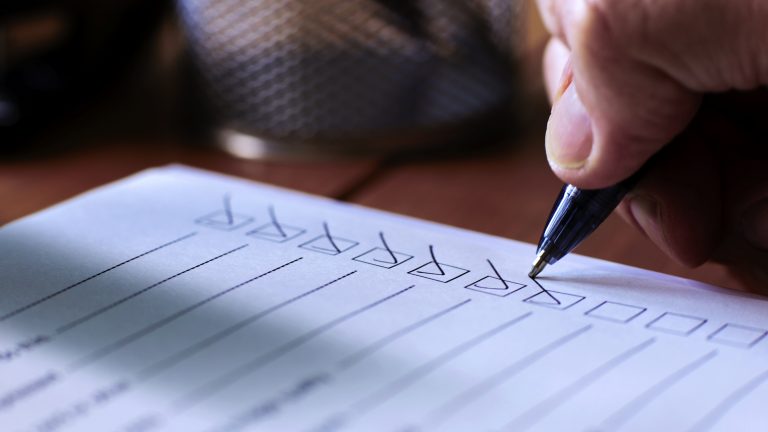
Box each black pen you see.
[529,172,643,278]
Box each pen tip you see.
[528,256,547,279]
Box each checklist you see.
[2,165,768,432]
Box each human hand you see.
[535,0,768,290]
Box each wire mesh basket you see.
[178,0,523,157]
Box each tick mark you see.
[267,205,287,238]
[323,222,342,254]
[486,260,508,288]
[416,245,445,276]
[373,232,399,265]
[530,276,561,305]
[222,194,234,225]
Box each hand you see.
[535,0,768,290]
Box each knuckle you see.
[570,0,641,50]
[567,0,613,52]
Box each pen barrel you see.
[537,183,633,264]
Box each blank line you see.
[136,271,358,381]
[688,368,768,432]
[67,257,304,372]
[350,312,535,416]
[0,232,197,322]
[337,299,472,371]
[428,325,592,426]
[504,338,656,431]
[174,285,415,411]
[601,350,718,430]
[55,244,247,334]
[0,371,59,412]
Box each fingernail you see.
[546,84,593,170]
[742,198,768,250]
[629,195,669,254]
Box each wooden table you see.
[0,26,743,292]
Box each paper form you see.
[1,165,767,432]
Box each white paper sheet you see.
[1,165,767,432]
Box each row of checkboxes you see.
[530,296,767,349]
[587,302,767,346]
[324,240,768,350]
[196,210,768,350]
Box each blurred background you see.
[0,0,542,154]
[0,0,745,290]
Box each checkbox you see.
[524,290,585,310]
[247,223,305,243]
[408,262,469,283]
[353,248,413,269]
[585,301,646,323]
[708,324,768,348]
[299,235,358,255]
[646,312,707,336]
[465,276,526,297]
[195,210,253,231]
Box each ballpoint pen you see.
[529,172,643,278]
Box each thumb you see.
[545,31,701,189]
[547,73,700,189]
[540,0,768,189]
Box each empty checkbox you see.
[646,312,707,336]
[247,223,305,243]
[524,290,585,310]
[408,262,469,283]
[195,210,253,231]
[585,301,646,323]
[465,276,526,297]
[353,248,413,269]
[708,324,768,348]
[300,235,358,255]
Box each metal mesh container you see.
[178,0,522,157]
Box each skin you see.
[535,0,768,291]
